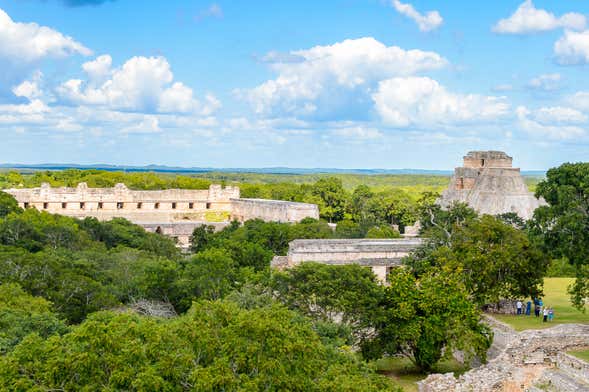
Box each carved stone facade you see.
[439,151,546,220]
[6,183,238,223]
[271,238,423,282]
[4,183,320,247]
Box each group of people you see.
[515,299,554,322]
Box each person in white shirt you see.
[516,300,523,315]
[543,307,548,322]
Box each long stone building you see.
[4,182,319,248]
[439,151,546,220]
[272,238,423,282]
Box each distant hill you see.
[0,163,545,177]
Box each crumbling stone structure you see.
[419,319,589,392]
[4,183,319,247]
[272,238,422,282]
[439,151,546,220]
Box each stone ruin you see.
[271,238,423,282]
[4,183,319,249]
[439,151,546,220]
[419,318,589,392]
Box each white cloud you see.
[567,91,589,111]
[243,37,447,118]
[493,0,586,34]
[0,8,91,63]
[554,30,589,65]
[57,55,220,115]
[122,115,161,134]
[527,73,562,91]
[391,0,443,32]
[516,106,586,139]
[531,106,588,124]
[0,7,91,96]
[82,54,112,83]
[372,76,510,127]
[492,84,514,92]
[12,71,44,99]
[0,98,49,115]
[331,126,383,140]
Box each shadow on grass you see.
[374,356,467,392]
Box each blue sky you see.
[1,0,589,170]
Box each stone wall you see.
[418,322,589,392]
[554,352,589,385]
[230,198,319,223]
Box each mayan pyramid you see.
[439,151,546,220]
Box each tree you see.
[311,177,348,222]
[0,283,67,353]
[531,162,589,309]
[272,262,384,346]
[177,248,238,308]
[0,192,21,218]
[335,220,364,238]
[190,224,215,253]
[0,302,400,391]
[364,269,492,372]
[365,225,401,239]
[407,214,549,306]
[288,218,334,240]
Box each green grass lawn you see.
[375,356,466,392]
[569,349,589,362]
[493,278,589,331]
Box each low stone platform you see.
[271,238,422,281]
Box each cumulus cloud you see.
[372,76,510,127]
[391,0,443,32]
[57,55,220,115]
[554,30,589,65]
[0,99,49,115]
[527,73,562,91]
[493,0,586,34]
[242,37,447,118]
[567,91,589,111]
[330,126,383,140]
[122,115,161,134]
[530,106,588,124]
[0,8,91,63]
[12,72,44,100]
[516,106,586,139]
[0,7,91,95]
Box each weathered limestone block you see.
[418,323,589,392]
[555,352,589,385]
